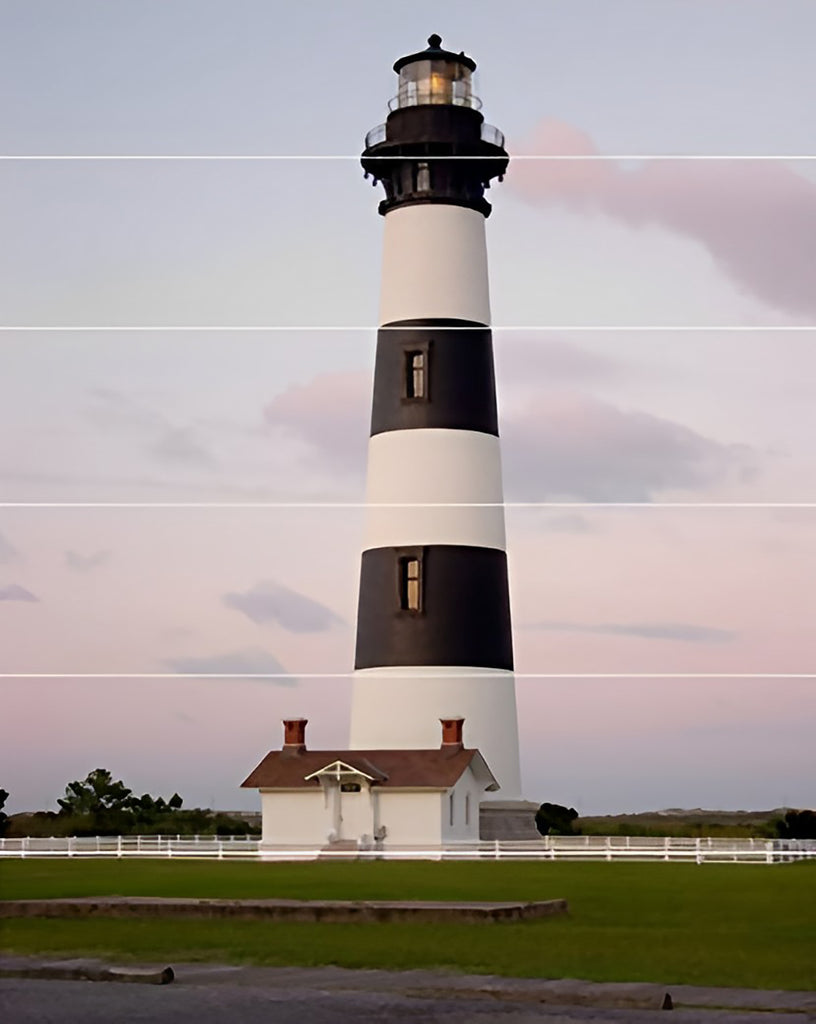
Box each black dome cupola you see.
[362,36,508,217]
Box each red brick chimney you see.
[440,717,464,748]
[282,718,307,752]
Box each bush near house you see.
[776,809,816,840]
[535,802,579,836]
[0,788,9,837]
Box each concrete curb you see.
[0,962,174,985]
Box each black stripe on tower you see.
[355,545,513,670]
[371,318,498,437]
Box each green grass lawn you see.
[1,860,814,990]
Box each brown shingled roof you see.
[241,747,498,791]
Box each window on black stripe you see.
[399,556,421,611]
[405,350,425,399]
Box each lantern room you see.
[392,34,479,110]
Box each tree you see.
[57,769,134,818]
[0,788,9,837]
[535,802,579,836]
[776,809,816,840]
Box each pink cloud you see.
[501,390,755,500]
[262,369,756,501]
[510,118,816,318]
[263,371,370,471]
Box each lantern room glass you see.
[396,59,475,108]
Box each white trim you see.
[303,760,378,783]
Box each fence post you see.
[494,839,500,860]
[117,834,122,858]
[664,836,670,862]
[695,837,702,865]
[605,836,611,862]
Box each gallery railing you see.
[364,122,505,151]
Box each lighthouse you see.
[350,36,522,799]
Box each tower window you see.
[405,350,426,399]
[416,161,430,192]
[399,555,421,611]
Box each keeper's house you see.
[242,717,497,849]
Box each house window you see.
[340,782,361,793]
[465,793,470,826]
[399,555,421,611]
[405,350,426,399]
[449,793,455,827]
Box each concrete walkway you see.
[1,956,814,1020]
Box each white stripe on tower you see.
[351,35,521,799]
[379,205,491,325]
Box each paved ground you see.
[1,959,814,1023]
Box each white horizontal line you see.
[2,154,815,161]
[1,502,814,510]
[0,672,813,679]
[1,325,813,333]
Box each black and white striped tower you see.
[350,36,521,798]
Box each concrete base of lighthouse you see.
[479,801,542,841]
[349,666,522,800]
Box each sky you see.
[1,0,815,816]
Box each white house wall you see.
[376,790,443,847]
[441,767,483,843]
[260,790,329,847]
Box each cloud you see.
[263,371,370,473]
[524,621,736,644]
[0,531,21,565]
[65,550,111,572]
[537,513,595,534]
[163,648,294,681]
[150,426,216,468]
[510,118,816,319]
[0,583,39,602]
[85,387,217,469]
[501,391,755,501]
[496,335,620,387]
[223,580,344,632]
[84,387,162,431]
[260,354,757,502]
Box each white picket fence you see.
[1,834,814,863]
